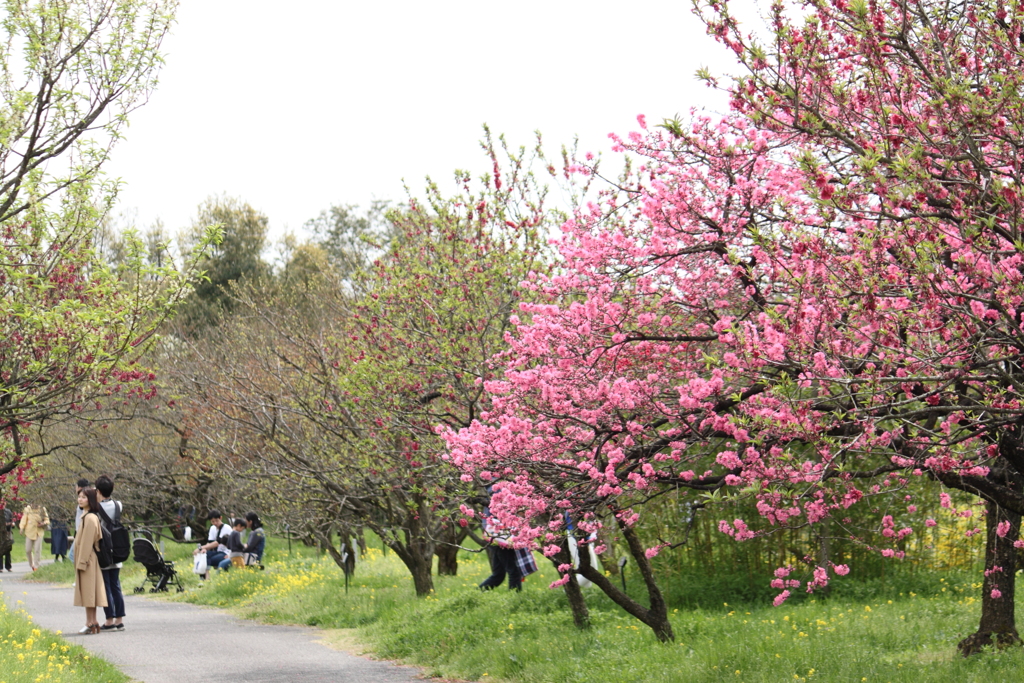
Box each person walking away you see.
[72,487,107,634]
[193,509,231,579]
[243,512,266,566]
[19,503,49,571]
[1,506,13,572]
[475,483,538,592]
[95,475,126,631]
[50,519,69,562]
[478,515,537,591]
[68,478,90,565]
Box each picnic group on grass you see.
[192,509,265,579]
[4,476,265,636]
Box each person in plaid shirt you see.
[478,492,537,591]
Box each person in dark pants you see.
[2,507,13,572]
[96,475,126,631]
[479,545,537,591]
[477,508,538,591]
[193,509,231,579]
[50,520,69,561]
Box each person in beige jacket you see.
[72,488,107,634]
[18,503,49,571]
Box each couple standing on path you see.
[72,476,127,635]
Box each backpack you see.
[93,516,114,569]
[97,501,130,565]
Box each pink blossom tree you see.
[445,0,1024,653]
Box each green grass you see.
[30,531,201,591]
[154,536,1024,683]
[0,586,128,683]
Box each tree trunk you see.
[321,531,356,577]
[436,542,458,576]
[409,552,435,595]
[816,518,832,597]
[355,526,367,557]
[435,522,467,576]
[595,528,619,575]
[385,537,436,595]
[376,509,436,596]
[548,540,590,629]
[576,520,674,642]
[958,500,1022,656]
[317,531,351,574]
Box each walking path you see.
[0,560,426,683]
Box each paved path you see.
[0,560,426,683]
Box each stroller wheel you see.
[177,586,185,593]
[134,587,144,594]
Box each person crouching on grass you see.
[193,509,231,579]
[218,518,247,571]
[72,487,107,635]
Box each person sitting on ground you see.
[193,509,231,579]
[218,518,247,571]
[243,512,266,566]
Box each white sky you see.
[104,0,742,241]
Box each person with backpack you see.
[95,475,128,631]
[72,487,107,634]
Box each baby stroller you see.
[132,537,184,593]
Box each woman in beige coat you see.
[72,487,107,634]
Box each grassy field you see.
[26,532,1024,682]
[30,532,1016,683]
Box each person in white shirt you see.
[95,475,126,631]
[193,510,231,579]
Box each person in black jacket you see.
[96,475,126,631]
[2,507,13,572]
[50,519,69,561]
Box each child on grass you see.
[218,518,248,571]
